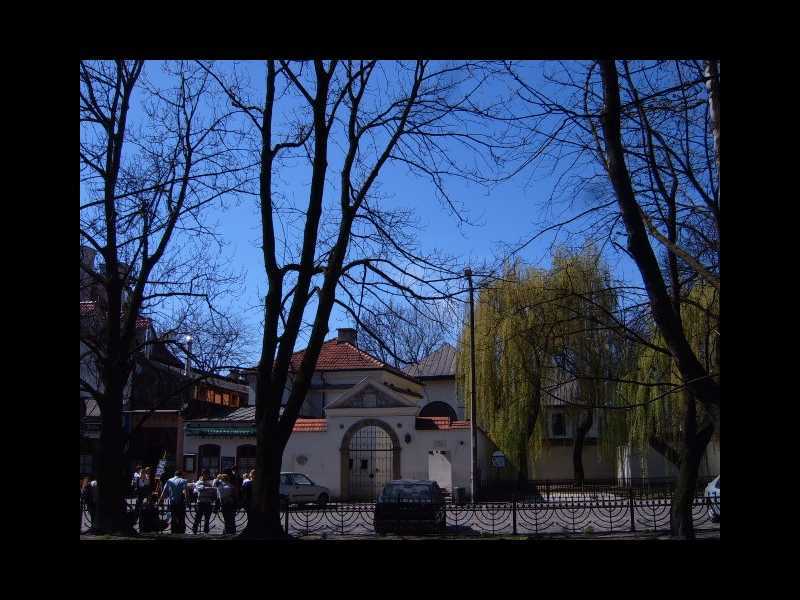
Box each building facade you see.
[179,329,720,498]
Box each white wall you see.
[621,443,721,479]
[419,378,464,419]
[529,444,617,480]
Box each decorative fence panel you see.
[80,491,719,537]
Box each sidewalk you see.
[81,528,719,542]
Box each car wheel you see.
[318,493,329,507]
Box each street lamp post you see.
[465,268,478,501]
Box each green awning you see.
[186,427,256,438]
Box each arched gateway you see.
[340,419,401,501]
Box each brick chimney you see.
[337,328,357,345]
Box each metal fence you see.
[476,477,716,502]
[80,486,719,538]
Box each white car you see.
[704,475,720,523]
[279,472,330,506]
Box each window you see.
[360,459,368,470]
[237,444,257,473]
[551,412,568,438]
[380,483,433,502]
[293,474,313,486]
[80,454,93,476]
[198,444,221,476]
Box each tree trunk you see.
[240,423,287,539]
[670,431,713,539]
[93,383,134,535]
[572,410,593,485]
[669,393,714,539]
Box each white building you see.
[182,331,498,500]
[181,329,719,499]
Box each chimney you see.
[337,328,357,345]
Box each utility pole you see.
[465,268,478,501]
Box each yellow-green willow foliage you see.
[457,249,623,477]
[619,282,719,467]
[457,263,556,477]
[548,248,623,465]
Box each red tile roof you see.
[80,300,151,328]
[415,417,471,431]
[292,418,327,433]
[290,338,387,371]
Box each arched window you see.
[237,444,257,474]
[419,401,457,421]
[198,444,221,477]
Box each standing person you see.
[81,476,98,529]
[159,469,188,534]
[136,467,153,514]
[240,470,255,524]
[217,474,237,534]
[192,470,216,534]
[131,465,142,494]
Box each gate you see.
[348,425,394,501]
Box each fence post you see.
[628,487,636,532]
[512,493,517,535]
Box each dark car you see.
[374,480,447,535]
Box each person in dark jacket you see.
[240,470,255,518]
[217,474,237,534]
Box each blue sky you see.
[83,60,644,366]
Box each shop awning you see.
[186,426,256,438]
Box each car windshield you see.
[380,483,433,502]
[294,474,313,485]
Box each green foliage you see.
[618,283,720,463]
[457,247,622,475]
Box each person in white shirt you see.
[192,471,217,534]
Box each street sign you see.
[491,451,506,469]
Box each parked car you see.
[374,480,447,535]
[279,472,330,507]
[704,474,720,523]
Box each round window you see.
[296,455,308,466]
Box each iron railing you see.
[475,477,715,502]
[80,489,719,538]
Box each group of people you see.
[131,465,256,535]
[80,466,257,536]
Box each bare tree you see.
[80,60,245,534]
[501,59,720,538]
[354,300,451,368]
[203,59,512,538]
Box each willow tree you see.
[619,281,719,536]
[458,264,558,487]
[548,249,621,484]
